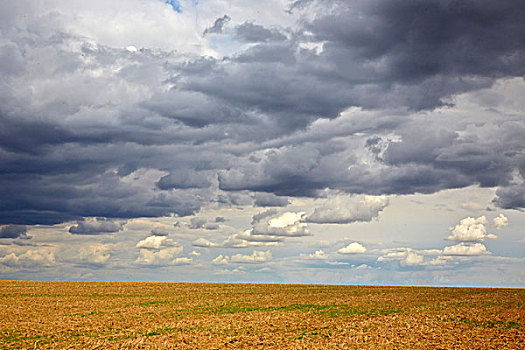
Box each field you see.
[0,281,523,349]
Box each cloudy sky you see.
[0,0,524,286]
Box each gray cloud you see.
[0,225,30,239]
[189,217,219,230]
[156,170,213,190]
[287,0,316,14]
[168,0,525,132]
[58,243,112,267]
[203,15,231,36]
[234,22,286,43]
[189,218,207,229]
[251,210,278,225]
[150,226,170,236]
[307,195,389,224]
[493,173,525,209]
[0,248,56,269]
[0,0,524,228]
[253,193,290,207]
[69,218,126,235]
[305,0,525,82]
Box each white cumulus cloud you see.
[0,249,56,268]
[304,250,328,259]
[493,214,508,230]
[377,248,426,266]
[338,242,367,254]
[136,235,177,249]
[252,211,309,237]
[446,216,497,242]
[212,254,230,265]
[135,246,184,265]
[404,251,425,266]
[171,257,193,265]
[230,250,272,264]
[442,243,490,256]
[213,267,246,275]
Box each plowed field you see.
[0,281,523,349]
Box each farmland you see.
[0,281,523,349]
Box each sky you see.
[0,0,524,286]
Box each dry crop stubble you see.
[0,281,523,349]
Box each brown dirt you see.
[0,281,523,349]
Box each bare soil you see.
[0,281,523,349]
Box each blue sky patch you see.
[164,0,182,12]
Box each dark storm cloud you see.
[382,118,524,188]
[218,142,349,196]
[0,0,524,227]
[218,111,524,200]
[158,0,525,131]
[203,15,231,36]
[169,53,349,130]
[142,90,249,127]
[215,191,254,207]
[251,210,278,225]
[493,181,525,210]
[0,225,30,239]
[0,162,208,224]
[234,22,287,43]
[235,43,296,64]
[493,165,525,209]
[253,193,290,207]
[0,29,234,224]
[287,0,316,14]
[156,170,213,190]
[69,218,126,235]
[305,0,525,81]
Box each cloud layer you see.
[0,0,524,227]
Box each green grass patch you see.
[0,331,53,347]
[197,303,402,316]
[295,326,332,340]
[139,300,169,307]
[443,317,521,329]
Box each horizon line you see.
[1,279,523,289]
